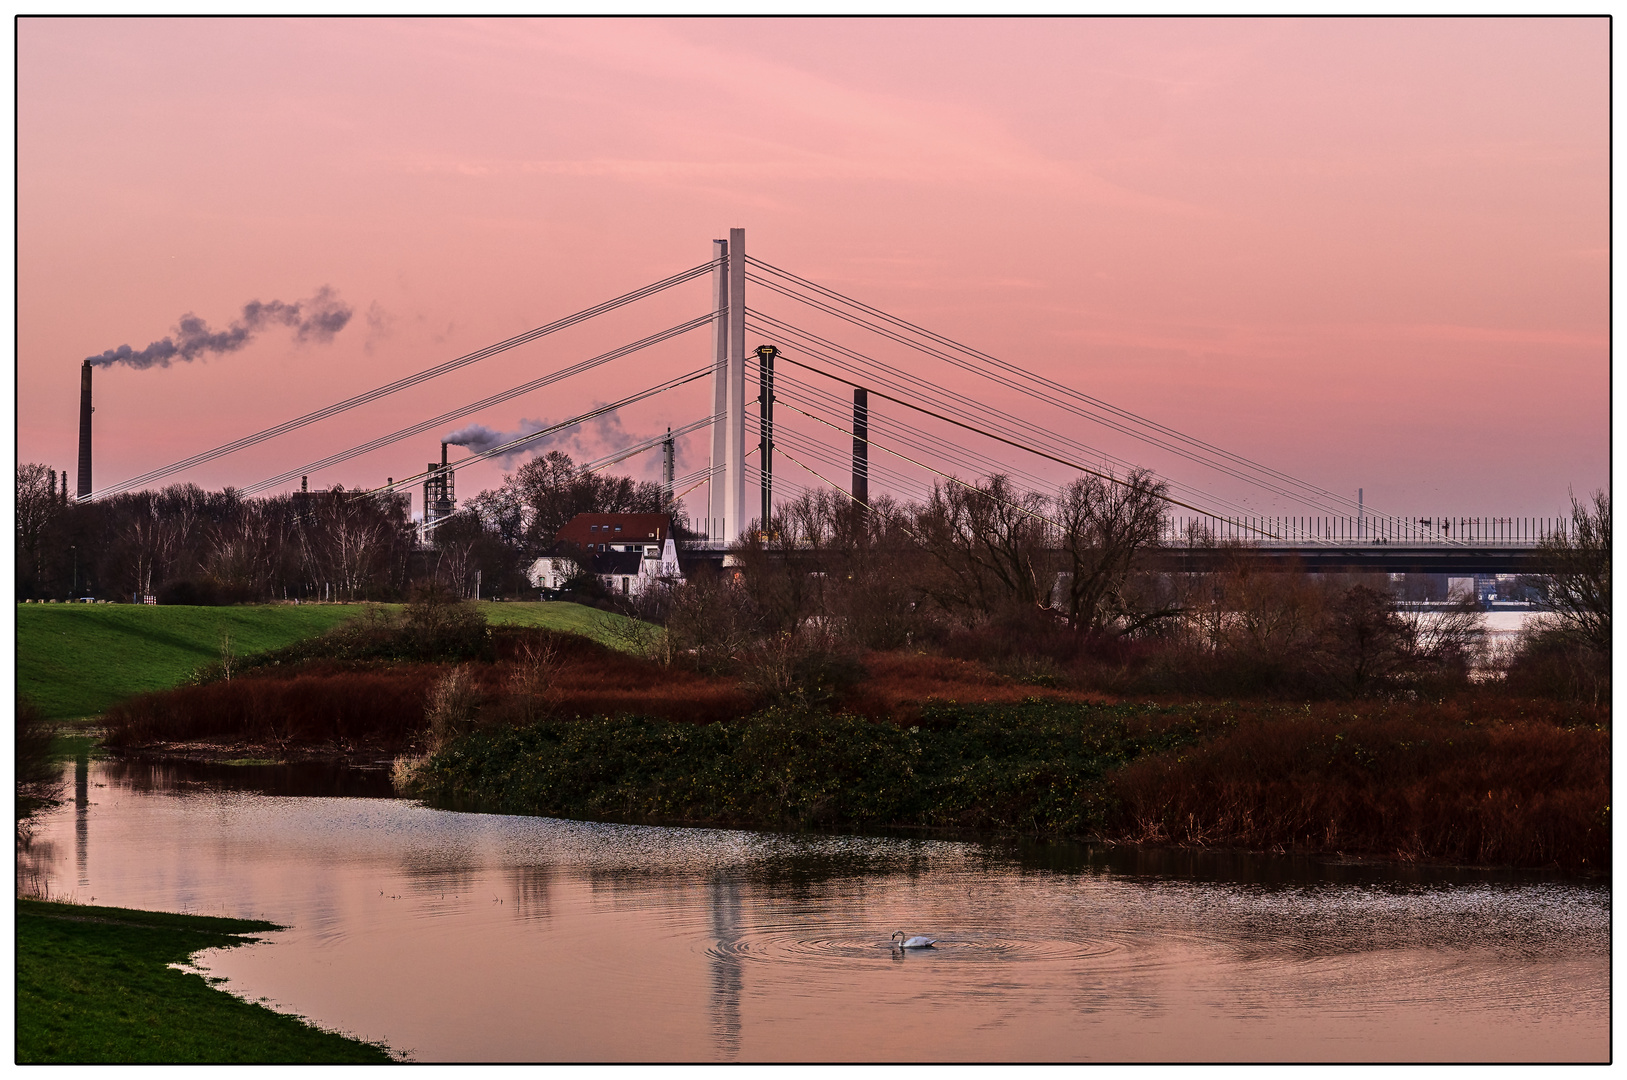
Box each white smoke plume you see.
[87,286,354,369]
[445,411,658,475]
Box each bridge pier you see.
[707,237,729,540]
[723,227,748,540]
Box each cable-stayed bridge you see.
[84,229,1567,576]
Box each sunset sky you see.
[16,17,1608,522]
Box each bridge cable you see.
[746,312,1279,521]
[88,260,717,501]
[237,314,714,498]
[368,365,713,498]
[754,347,1280,536]
[746,256,1386,522]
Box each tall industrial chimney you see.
[76,360,93,499]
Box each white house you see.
[527,538,685,598]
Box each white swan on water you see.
[892,931,937,949]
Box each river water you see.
[19,758,1609,1063]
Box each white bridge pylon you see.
[707,227,750,543]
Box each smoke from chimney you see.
[443,410,636,466]
[85,286,354,369]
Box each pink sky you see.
[17,17,1608,521]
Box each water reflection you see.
[18,760,1610,1063]
[74,749,89,888]
[708,876,744,1059]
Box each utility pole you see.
[757,345,777,525]
[706,237,728,539]
[663,426,675,507]
[724,227,747,539]
[851,387,869,511]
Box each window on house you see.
[614,525,622,532]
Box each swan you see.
[892,931,937,949]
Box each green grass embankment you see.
[17,600,639,721]
[482,600,644,645]
[16,899,394,1063]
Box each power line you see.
[747,297,1342,516]
[746,312,1267,521]
[746,255,1384,522]
[751,342,1278,534]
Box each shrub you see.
[401,582,491,661]
[16,696,61,819]
[425,666,482,750]
[104,666,444,751]
[1503,625,1610,704]
[1107,698,1609,870]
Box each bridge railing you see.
[1163,515,1575,548]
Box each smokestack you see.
[441,441,448,468]
[77,360,93,499]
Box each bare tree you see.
[913,474,1049,623]
[15,464,62,595]
[495,449,668,556]
[1312,584,1416,696]
[1528,489,1610,653]
[1053,469,1170,635]
[731,492,840,636]
[300,487,411,600]
[664,566,762,673]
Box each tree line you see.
[14,450,668,604]
[16,453,1607,700]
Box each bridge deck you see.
[680,541,1545,575]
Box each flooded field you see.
[18,758,1609,1062]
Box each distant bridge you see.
[81,227,1580,574]
[1148,545,1544,576]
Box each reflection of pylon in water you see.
[709,875,743,1059]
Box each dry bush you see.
[425,665,482,750]
[1502,621,1611,704]
[1107,698,1610,870]
[663,567,762,673]
[737,628,864,709]
[840,651,1113,723]
[490,625,755,724]
[104,667,445,750]
[505,635,562,723]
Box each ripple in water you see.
[705,929,1127,967]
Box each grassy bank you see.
[16,899,394,1063]
[402,698,1609,872]
[17,600,637,720]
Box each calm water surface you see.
[20,759,1608,1062]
